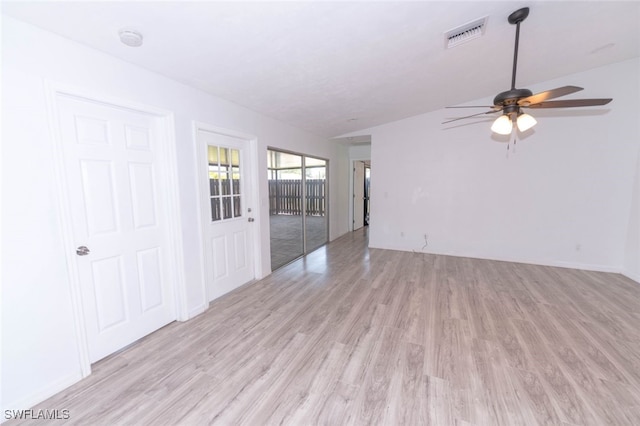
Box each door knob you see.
[248,217,255,222]
[76,246,90,256]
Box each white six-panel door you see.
[56,96,175,363]
[197,129,255,301]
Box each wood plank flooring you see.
[14,228,640,425]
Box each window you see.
[208,145,242,221]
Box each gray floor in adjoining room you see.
[269,214,327,270]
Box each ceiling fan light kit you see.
[516,113,537,132]
[443,7,612,143]
[491,114,513,135]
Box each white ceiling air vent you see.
[445,16,488,49]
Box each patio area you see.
[269,214,327,270]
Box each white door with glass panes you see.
[198,129,255,300]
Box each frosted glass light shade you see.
[516,113,537,132]
[491,115,513,135]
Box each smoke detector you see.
[445,16,488,49]
[119,28,143,47]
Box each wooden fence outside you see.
[269,179,326,216]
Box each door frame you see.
[349,158,371,231]
[45,81,187,377]
[266,147,330,268]
[193,121,262,300]
[352,161,365,231]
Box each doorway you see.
[196,126,258,301]
[364,164,371,226]
[268,149,328,270]
[353,160,371,231]
[52,93,180,365]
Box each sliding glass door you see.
[305,157,327,252]
[268,149,328,270]
[268,151,303,270]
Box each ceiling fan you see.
[443,7,612,136]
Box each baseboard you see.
[541,260,620,274]
[1,372,82,421]
[186,303,208,320]
[368,242,621,274]
[622,269,640,284]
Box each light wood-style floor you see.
[16,229,640,425]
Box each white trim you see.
[192,121,262,299]
[44,81,91,378]
[247,137,264,279]
[349,158,370,232]
[622,270,640,284]
[189,123,211,309]
[188,303,209,319]
[44,80,186,376]
[156,114,189,322]
[1,371,82,413]
[368,241,623,274]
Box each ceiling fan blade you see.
[442,109,501,124]
[518,86,584,106]
[446,105,497,109]
[526,98,613,108]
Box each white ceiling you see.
[3,1,639,138]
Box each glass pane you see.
[222,197,232,219]
[208,145,219,165]
[209,166,221,179]
[305,165,326,180]
[220,173,231,195]
[209,176,219,197]
[232,166,240,195]
[269,150,301,169]
[233,196,241,217]
[210,198,221,222]
[305,156,325,167]
[306,158,327,252]
[231,149,240,166]
[268,149,303,270]
[277,168,301,180]
[219,147,229,166]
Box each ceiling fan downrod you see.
[508,7,529,90]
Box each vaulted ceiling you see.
[3,1,639,137]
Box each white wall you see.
[349,144,372,160]
[1,15,348,412]
[346,58,640,274]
